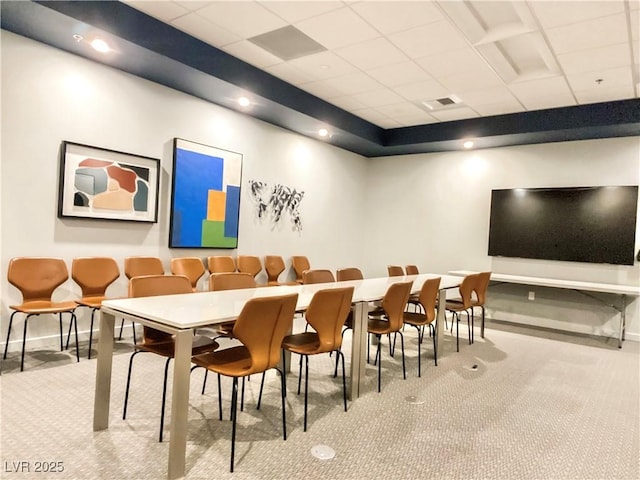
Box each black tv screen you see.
[488,186,639,266]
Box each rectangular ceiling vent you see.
[248,25,326,61]
[420,95,464,111]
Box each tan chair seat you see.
[367,317,392,335]
[10,300,77,314]
[281,332,321,355]
[75,295,107,309]
[137,335,219,357]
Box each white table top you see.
[449,270,640,296]
[101,273,462,330]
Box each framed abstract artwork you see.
[169,138,243,248]
[57,141,160,222]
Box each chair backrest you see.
[129,274,192,343]
[232,293,298,374]
[418,277,441,323]
[387,265,404,277]
[458,273,478,309]
[381,281,413,331]
[264,255,286,283]
[291,256,311,282]
[124,256,164,279]
[72,257,120,297]
[209,272,256,291]
[302,269,335,284]
[405,264,419,275]
[336,267,364,281]
[474,271,492,305]
[236,255,262,278]
[207,255,236,274]
[305,287,355,352]
[170,257,205,291]
[8,257,69,302]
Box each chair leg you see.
[20,314,33,372]
[240,377,245,412]
[338,350,347,412]
[413,325,422,377]
[467,311,472,345]
[303,355,309,432]
[230,377,238,473]
[202,370,208,394]
[455,312,460,352]
[123,351,142,419]
[88,308,97,359]
[279,367,287,441]
[431,324,438,366]
[3,311,17,360]
[218,374,223,420]
[159,357,172,442]
[59,314,64,351]
[257,372,266,410]
[376,335,382,393]
[118,319,125,340]
[481,306,485,338]
[398,331,406,380]
[297,353,303,395]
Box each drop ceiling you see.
[2,0,639,157]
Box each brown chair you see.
[291,256,311,284]
[122,275,218,442]
[122,256,165,342]
[236,255,262,279]
[170,257,205,292]
[207,255,236,274]
[208,273,257,340]
[387,265,404,276]
[265,255,296,285]
[405,265,419,275]
[474,272,491,338]
[282,286,354,431]
[403,277,440,377]
[302,269,335,284]
[3,257,79,371]
[445,273,478,352]
[367,281,412,392]
[191,293,298,472]
[336,267,364,282]
[70,257,120,359]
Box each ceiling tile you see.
[174,2,212,12]
[349,1,444,35]
[260,1,344,23]
[335,37,408,71]
[351,107,395,125]
[557,43,632,75]
[171,12,241,46]
[388,21,470,59]
[429,107,480,122]
[545,13,629,55]
[366,61,432,88]
[565,66,634,92]
[223,40,283,68]
[351,88,406,108]
[574,84,635,104]
[297,79,345,99]
[196,2,287,38]
[321,72,384,97]
[474,101,526,117]
[438,66,504,92]
[124,1,190,22]
[509,77,577,110]
[264,62,316,85]
[530,1,625,29]
[416,47,491,78]
[393,79,451,101]
[295,6,380,49]
[456,86,521,107]
[287,51,358,80]
[326,95,367,111]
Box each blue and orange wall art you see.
[170,138,243,248]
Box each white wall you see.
[2,30,639,352]
[0,31,367,349]
[362,138,640,340]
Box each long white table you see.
[450,270,640,348]
[94,273,461,479]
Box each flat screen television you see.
[488,186,639,266]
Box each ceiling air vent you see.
[420,95,463,111]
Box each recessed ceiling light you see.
[90,39,110,53]
[318,128,329,137]
[463,140,474,149]
[73,34,83,43]
[238,97,251,107]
